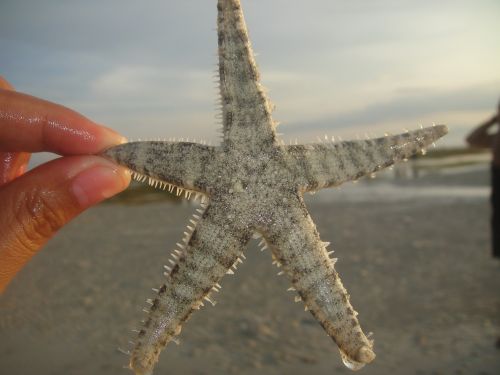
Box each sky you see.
[1,0,499,154]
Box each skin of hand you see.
[0,76,131,293]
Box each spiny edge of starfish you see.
[128,169,207,202]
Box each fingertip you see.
[71,159,131,208]
[95,124,129,152]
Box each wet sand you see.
[1,165,499,375]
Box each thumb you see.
[0,155,130,292]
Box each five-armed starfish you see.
[102,1,447,374]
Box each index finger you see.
[0,87,126,155]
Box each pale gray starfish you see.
[102,1,448,374]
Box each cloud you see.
[0,1,215,67]
[269,81,498,149]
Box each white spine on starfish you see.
[129,168,205,202]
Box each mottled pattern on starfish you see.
[102,1,448,374]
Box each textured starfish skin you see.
[102,1,448,374]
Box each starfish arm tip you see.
[357,346,376,363]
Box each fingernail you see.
[71,162,130,207]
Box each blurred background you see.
[1,0,499,374]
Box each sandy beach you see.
[0,161,499,375]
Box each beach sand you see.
[0,164,499,375]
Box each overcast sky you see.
[2,0,499,151]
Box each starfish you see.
[102,1,447,374]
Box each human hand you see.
[0,77,131,292]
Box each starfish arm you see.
[129,200,252,375]
[102,141,217,194]
[259,196,375,369]
[285,125,448,191]
[217,0,277,148]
